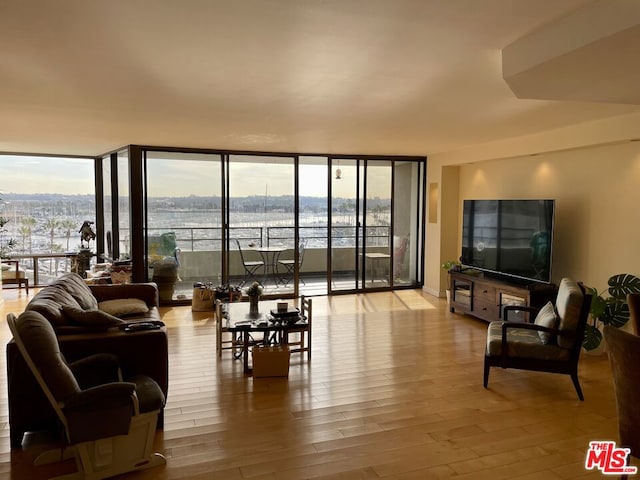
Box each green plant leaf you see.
[583,323,603,351]
[589,293,607,319]
[605,301,630,328]
[607,273,640,299]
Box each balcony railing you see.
[143,225,390,251]
[7,225,394,287]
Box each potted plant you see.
[442,260,461,272]
[245,281,263,315]
[442,260,461,303]
[583,273,640,351]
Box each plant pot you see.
[153,264,179,302]
[446,289,451,304]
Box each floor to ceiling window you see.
[393,161,422,285]
[117,151,131,259]
[0,154,96,286]
[329,158,420,294]
[227,154,295,295]
[330,159,360,291]
[363,160,392,290]
[0,149,424,297]
[298,156,329,296]
[101,155,114,261]
[100,147,424,303]
[144,151,223,302]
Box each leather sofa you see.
[6,273,169,448]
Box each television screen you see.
[461,199,554,283]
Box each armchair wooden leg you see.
[570,372,584,401]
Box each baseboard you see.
[423,286,444,298]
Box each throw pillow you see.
[534,301,559,345]
[98,298,150,317]
[62,305,125,328]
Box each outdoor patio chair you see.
[278,240,306,287]
[1,259,29,294]
[235,239,264,288]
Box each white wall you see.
[425,140,640,294]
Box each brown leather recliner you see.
[8,310,166,479]
[6,273,168,449]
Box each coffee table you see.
[225,301,308,374]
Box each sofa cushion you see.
[53,273,99,310]
[98,298,150,317]
[534,301,559,345]
[555,278,585,349]
[26,288,83,327]
[486,321,570,361]
[62,305,125,329]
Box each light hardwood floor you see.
[0,288,617,479]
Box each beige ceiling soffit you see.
[428,110,640,166]
[502,0,640,105]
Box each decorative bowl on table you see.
[270,307,300,325]
[285,316,301,326]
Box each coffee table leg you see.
[243,331,250,373]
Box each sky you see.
[0,156,94,195]
[1,154,393,198]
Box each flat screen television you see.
[460,199,555,284]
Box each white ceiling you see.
[1,0,639,157]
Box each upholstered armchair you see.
[627,293,640,335]
[604,325,640,478]
[8,310,166,479]
[1,259,29,293]
[484,277,592,400]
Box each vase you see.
[249,295,260,315]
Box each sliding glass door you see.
[330,159,360,291]
[393,161,421,285]
[126,147,424,303]
[363,161,392,289]
[227,155,295,295]
[145,152,222,302]
[330,158,412,294]
[298,156,329,296]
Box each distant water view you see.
[0,193,391,258]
